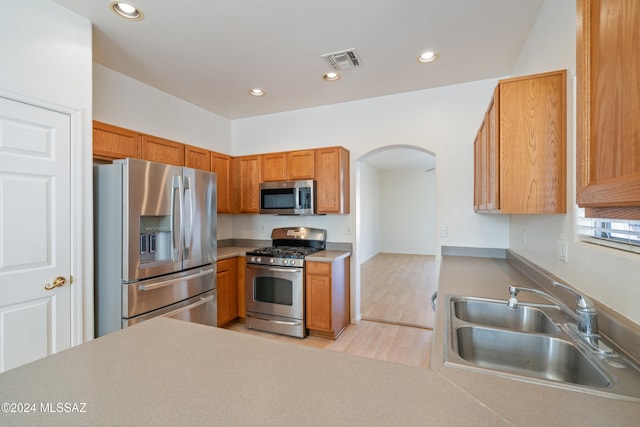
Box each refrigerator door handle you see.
[172,175,184,261]
[138,267,214,292]
[162,293,215,319]
[183,175,194,257]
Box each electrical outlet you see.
[522,229,527,247]
[440,226,447,238]
[346,224,352,234]
[558,239,568,263]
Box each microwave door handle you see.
[172,175,184,261]
[183,176,194,257]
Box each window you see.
[577,209,640,254]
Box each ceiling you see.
[53,0,543,121]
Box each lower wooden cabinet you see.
[305,257,350,339]
[216,257,238,326]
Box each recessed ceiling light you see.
[110,2,144,21]
[323,72,340,81]
[417,51,439,63]
[248,88,265,97]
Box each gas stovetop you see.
[246,227,326,267]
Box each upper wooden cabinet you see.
[236,155,261,213]
[474,91,500,212]
[474,70,567,214]
[260,152,287,182]
[577,0,640,219]
[93,121,141,161]
[211,151,232,213]
[185,145,211,171]
[288,150,315,180]
[141,134,185,166]
[316,147,350,214]
[260,149,315,181]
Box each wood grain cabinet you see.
[287,150,315,180]
[216,257,238,327]
[305,257,350,339]
[474,70,566,214]
[576,0,640,219]
[211,151,233,213]
[184,145,211,171]
[93,121,141,161]
[261,150,316,181]
[236,155,261,213]
[141,134,185,166]
[260,152,288,182]
[315,147,350,214]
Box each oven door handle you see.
[246,313,302,326]
[138,267,213,291]
[246,264,303,274]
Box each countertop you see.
[217,246,351,263]
[432,255,640,426]
[0,317,503,426]
[1,255,638,426]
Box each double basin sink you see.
[444,296,640,401]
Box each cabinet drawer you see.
[306,261,330,275]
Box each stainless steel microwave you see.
[259,180,316,215]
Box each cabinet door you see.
[577,0,640,219]
[305,262,332,331]
[474,120,488,211]
[93,121,140,161]
[141,135,185,166]
[261,152,287,182]
[486,91,500,211]
[185,145,211,171]
[216,258,238,326]
[237,155,261,213]
[288,150,315,179]
[315,147,350,214]
[499,71,566,214]
[211,151,232,213]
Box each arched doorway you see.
[355,145,436,328]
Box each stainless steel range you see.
[245,227,326,338]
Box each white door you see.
[0,97,71,372]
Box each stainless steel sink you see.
[453,298,560,333]
[444,295,640,401]
[455,326,610,388]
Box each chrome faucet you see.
[507,281,614,355]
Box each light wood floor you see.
[224,253,436,369]
[225,320,432,369]
[361,253,437,329]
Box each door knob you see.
[44,276,66,291]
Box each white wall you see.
[0,0,93,341]
[93,64,231,154]
[508,0,640,326]
[232,78,509,252]
[357,162,381,262]
[380,169,436,255]
[92,64,234,239]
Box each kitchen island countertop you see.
[0,317,504,426]
[1,255,638,426]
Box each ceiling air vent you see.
[321,49,362,71]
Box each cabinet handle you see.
[44,276,66,291]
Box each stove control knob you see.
[282,259,288,265]
[269,258,274,264]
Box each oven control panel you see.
[248,256,305,268]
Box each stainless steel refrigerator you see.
[94,158,217,336]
